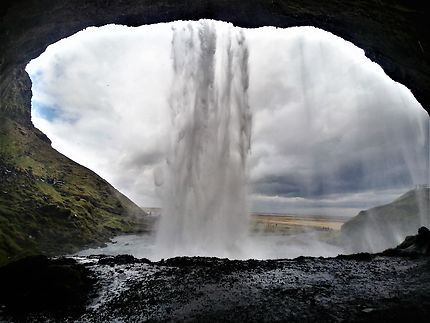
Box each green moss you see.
[35,182,64,203]
[0,116,148,266]
[15,156,46,176]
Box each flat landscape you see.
[140,209,350,234]
[250,213,349,236]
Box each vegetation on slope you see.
[0,116,147,265]
[341,187,429,252]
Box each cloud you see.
[26,22,429,215]
[27,23,173,207]
[246,26,429,213]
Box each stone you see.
[383,226,430,256]
[0,256,94,318]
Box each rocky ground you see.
[0,251,430,322]
[0,228,428,322]
[79,254,430,322]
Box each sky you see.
[26,21,430,217]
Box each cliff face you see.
[0,115,148,265]
[341,188,430,253]
[0,1,429,263]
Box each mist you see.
[26,21,429,259]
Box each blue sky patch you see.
[31,101,62,122]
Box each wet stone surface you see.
[1,254,430,322]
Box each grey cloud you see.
[246,26,428,208]
[26,23,429,213]
[121,149,165,170]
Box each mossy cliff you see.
[0,115,147,265]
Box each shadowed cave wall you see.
[1,0,429,123]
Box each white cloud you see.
[26,22,429,215]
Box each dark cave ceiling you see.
[1,0,429,123]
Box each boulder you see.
[383,226,430,256]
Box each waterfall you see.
[155,20,252,258]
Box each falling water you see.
[155,20,252,258]
[27,22,428,260]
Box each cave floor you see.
[1,254,430,322]
[78,255,430,322]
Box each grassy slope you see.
[341,188,429,252]
[0,116,147,265]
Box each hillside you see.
[341,187,429,253]
[0,116,147,265]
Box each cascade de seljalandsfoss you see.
[4,2,430,319]
[155,21,252,258]
[25,21,429,261]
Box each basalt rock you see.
[383,226,430,256]
[0,255,94,319]
[2,253,430,322]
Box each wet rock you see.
[1,254,430,322]
[336,252,374,261]
[97,254,151,266]
[383,226,430,256]
[0,255,94,318]
[159,256,229,268]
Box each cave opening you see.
[2,2,430,320]
[23,21,429,260]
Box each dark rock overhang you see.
[1,0,429,125]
